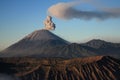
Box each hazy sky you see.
[0,0,120,51]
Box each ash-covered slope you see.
[0,56,120,80]
[0,29,69,57]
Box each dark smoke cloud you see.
[48,1,120,20]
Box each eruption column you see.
[44,16,56,30]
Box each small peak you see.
[23,29,68,44]
[88,39,106,43]
[85,39,107,49]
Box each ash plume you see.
[44,16,56,30]
[48,1,120,20]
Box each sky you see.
[0,0,120,51]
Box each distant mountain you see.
[0,30,120,58]
[83,39,108,49]
[82,39,120,58]
[0,56,120,80]
[84,39,120,49]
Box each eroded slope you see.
[0,56,120,80]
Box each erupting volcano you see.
[0,16,120,80]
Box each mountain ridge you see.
[0,29,120,58]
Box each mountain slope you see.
[0,56,120,80]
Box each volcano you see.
[0,29,69,57]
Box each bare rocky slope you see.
[0,56,120,80]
